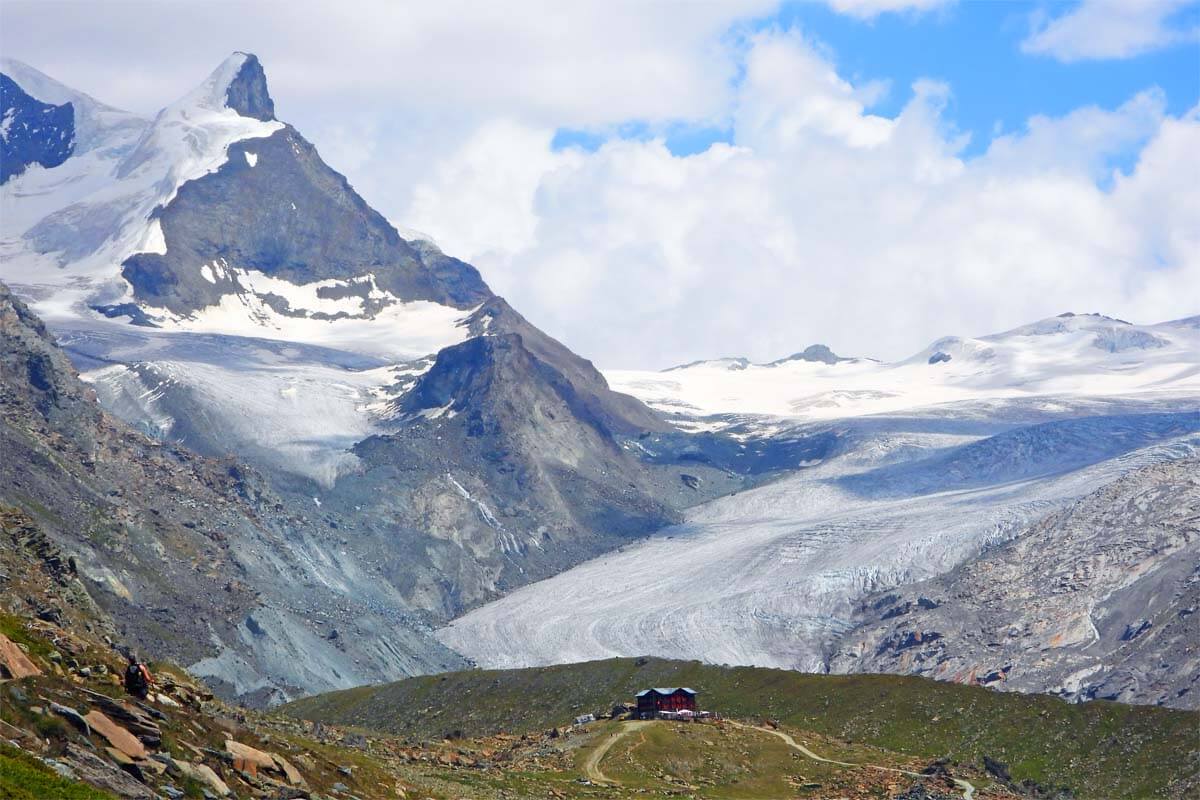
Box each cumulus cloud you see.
[1022,0,1200,61]
[404,30,1199,367]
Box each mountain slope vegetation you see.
[282,656,1200,799]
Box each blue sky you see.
[554,0,1200,163]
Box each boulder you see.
[273,753,307,786]
[183,762,230,796]
[61,743,156,799]
[80,689,162,744]
[225,738,275,776]
[103,747,151,783]
[86,710,147,759]
[0,632,41,679]
[175,760,231,797]
[49,701,90,735]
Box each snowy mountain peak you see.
[979,312,1172,354]
[0,58,114,114]
[170,52,273,120]
[664,357,751,372]
[664,345,851,373]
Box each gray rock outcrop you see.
[828,456,1200,708]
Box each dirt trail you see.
[728,721,976,800]
[581,720,652,785]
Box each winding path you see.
[581,720,651,785]
[727,721,975,800]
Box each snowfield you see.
[60,322,432,486]
[605,314,1200,421]
[148,267,477,360]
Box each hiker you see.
[124,652,153,700]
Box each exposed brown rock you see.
[86,709,147,759]
[173,759,231,797]
[226,738,275,775]
[0,631,41,678]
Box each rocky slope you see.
[1,282,466,705]
[827,456,1200,708]
[2,514,714,800]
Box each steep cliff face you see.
[0,283,465,705]
[828,456,1200,708]
[222,52,275,121]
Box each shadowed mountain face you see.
[0,73,74,183]
[279,297,748,617]
[223,52,275,121]
[120,125,489,316]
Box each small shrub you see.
[33,715,69,742]
[180,774,206,799]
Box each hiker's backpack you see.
[125,662,147,693]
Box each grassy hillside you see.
[282,656,1200,799]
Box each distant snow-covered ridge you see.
[606,313,1200,421]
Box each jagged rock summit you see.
[768,343,848,366]
[224,52,275,121]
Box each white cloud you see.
[404,30,1199,367]
[1022,0,1200,61]
[823,0,953,20]
[0,0,774,125]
